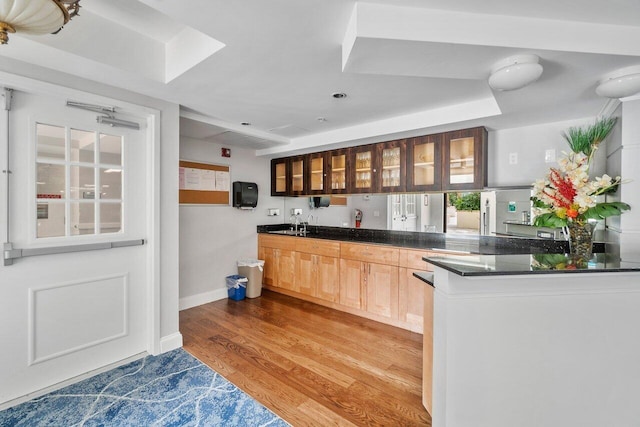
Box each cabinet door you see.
[327,149,348,194]
[377,139,406,193]
[398,267,425,332]
[339,259,365,309]
[366,263,399,319]
[277,249,296,290]
[407,134,442,192]
[261,246,277,287]
[289,155,306,196]
[348,145,377,193]
[316,255,340,302]
[271,158,288,196]
[295,252,316,296]
[442,127,487,191]
[308,152,327,195]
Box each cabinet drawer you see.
[295,238,340,257]
[341,242,399,266]
[258,234,297,250]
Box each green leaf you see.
[530,196,550,209]
[582,202,630,220]
[533,213,567,228]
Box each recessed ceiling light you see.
[241,122,251,126]
[332,92,347,99]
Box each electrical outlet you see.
[268,208,280,216]
[290,208,302,216]
[545,149,556,163]
[509,152,518,165]
[373,210,380,217]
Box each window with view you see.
[35,123,124,238]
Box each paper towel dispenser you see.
[233,181,258,209]
[310,196,330,208]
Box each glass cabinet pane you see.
[448,137,475,184]
[382,146,401,188]
[354,150,372,189]
[291,159,304,192]
[275,162,287,193]
[413,140,435,186]
[310,156,324,192]
[331,153,346,190]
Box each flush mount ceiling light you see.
[0,0,81,45]
[596,67,640,98]
[332,92,347,99]
[488,54,543,91]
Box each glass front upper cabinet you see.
[271,158,288,196]
[289,156,305,195]
[349,145,376,193]
[328,149,347,194]
[442,127,487,191]
[407,134,442,192]
[379,140,405,192]
[308,153,325,194]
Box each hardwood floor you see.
[180,289,431,426]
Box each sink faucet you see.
[289,213,300,233]
[303,214,314,234]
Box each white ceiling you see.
[1,0,640,156]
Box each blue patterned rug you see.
[0,348,288,426]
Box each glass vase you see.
[566,221,595,260]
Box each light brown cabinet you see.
[294,238,340,301]
[259,234,464,337]
[258,234,296,290]
[340,242,399,320]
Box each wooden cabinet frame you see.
[270,126,487,196]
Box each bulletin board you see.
[179,160,230,205]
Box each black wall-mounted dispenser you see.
[233,181,258,209]
[310,196,330,208]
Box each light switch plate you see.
[291,208,302,215]
[268,208,280,216]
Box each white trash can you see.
[237,259,265,298]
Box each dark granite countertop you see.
[257,224,604,255]
[424,253,640,276]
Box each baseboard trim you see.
[179,288,228,311]
[159,332,183,354]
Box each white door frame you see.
[0,71,161,356]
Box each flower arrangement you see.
[531,117,630,228]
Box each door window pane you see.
[34,123,126,239]
[36,124,65,160]
[70,166,95,199]
[101,203,122,234]
[70,202,95,235]
[71,129,95,163]
[100,168,121,200]
[100,133,122,165]
[37,202,65,238]
[37,163,65,197]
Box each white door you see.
[389,194,418,231]
[0,89,152,405]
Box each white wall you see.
[609,97,640,260]
[178,137,284,309]
[488,118,606,187]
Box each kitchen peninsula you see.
[420,253,640,427]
